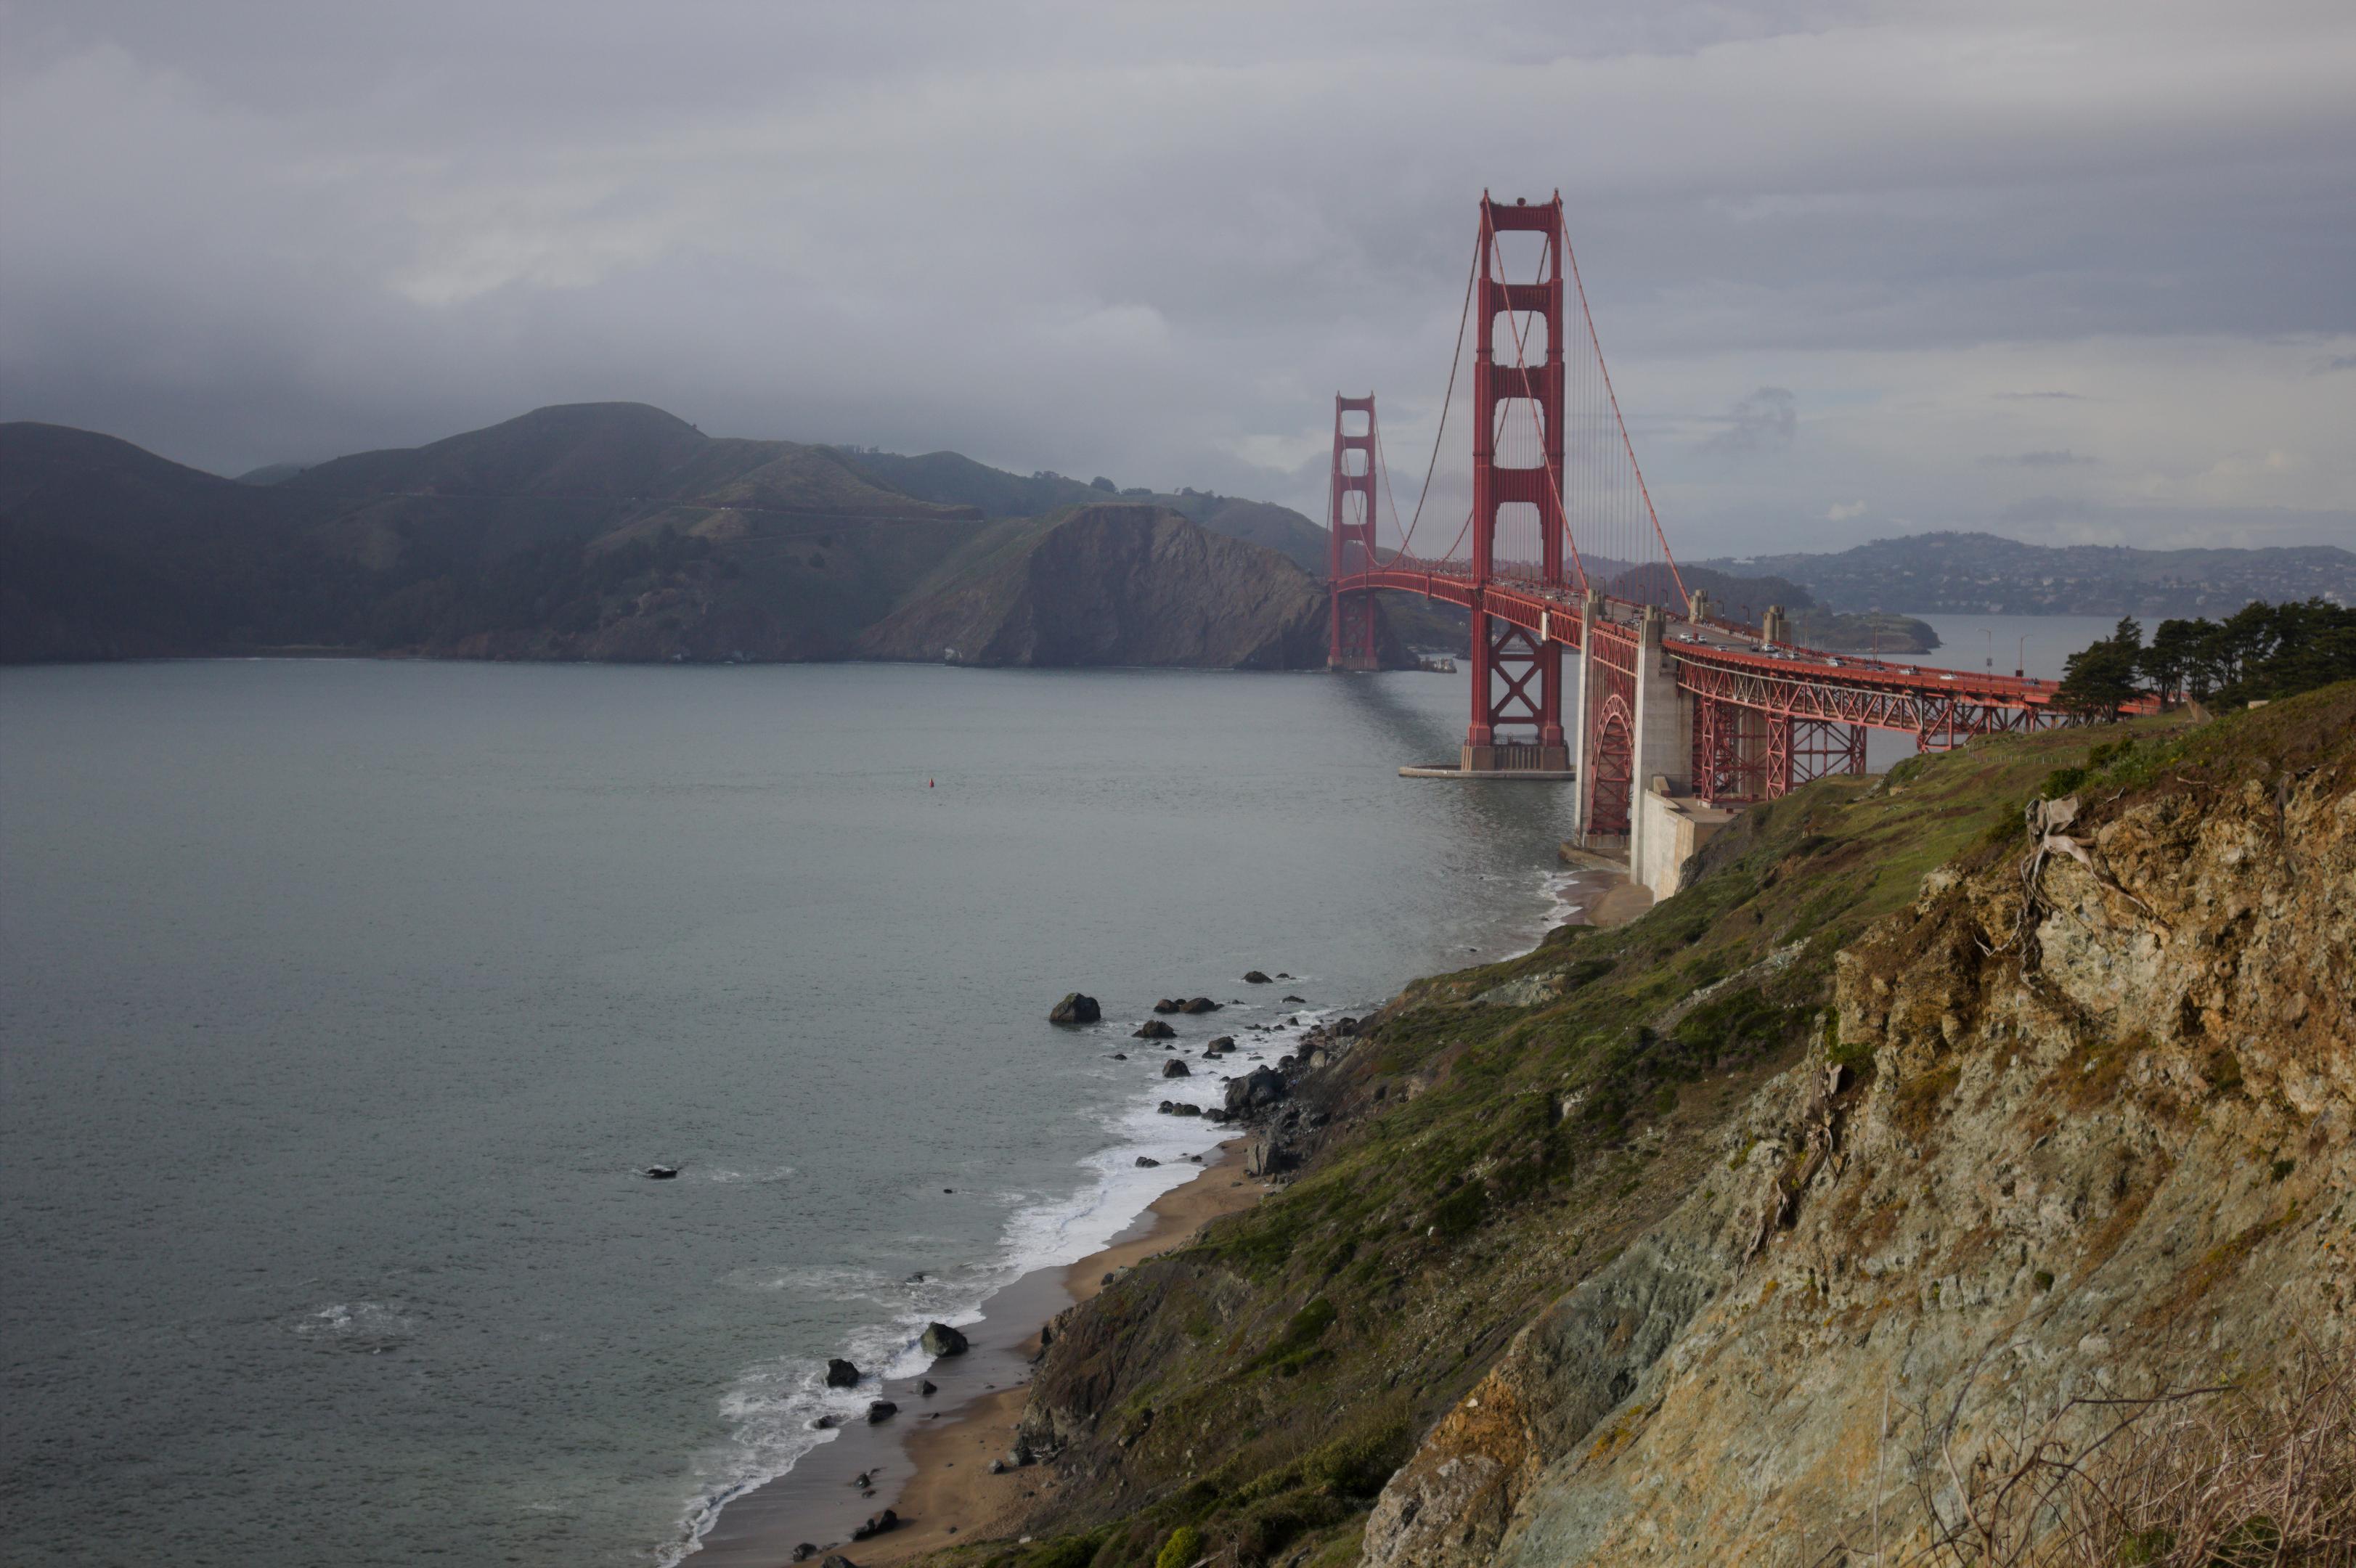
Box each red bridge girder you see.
[1333,565,2112,746]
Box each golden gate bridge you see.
[1327,192,2108,873]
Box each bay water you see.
[1,660,1591,1567]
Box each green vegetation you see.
[976,703,2243,1568]
[2058,600,2356,715]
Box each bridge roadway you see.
[1337,559,2083,745]
[1334,558,2112,895]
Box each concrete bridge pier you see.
[1626,605,1692,881]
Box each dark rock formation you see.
[643,1165,679,1179]
[921,1322,969,1357]
[1135,1156,1161,1168]
[1180,996,1220,1013]
[1162,1059,1190,1078]
[1048,992,1101,1024]
[1242,970,1272,984]
[865,1400,897,1424]
[824,1358,860,1388]
[851,1508,899,1541]
[1151,998,1183,1014]
[1224,1066,1288,1115]
[1134,1019,1175,1039]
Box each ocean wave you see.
[662,995,1349,1564]
[291,1300,415,1354]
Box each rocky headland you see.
[897,682,2355,1568]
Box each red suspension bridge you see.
[1329,193,2105,873]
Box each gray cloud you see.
[1702,387,1800,455]
[1,0,2352,555]
[1978,450,2098,467]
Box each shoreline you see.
[688,861,1633,1567]
[690,1140,1263,1567]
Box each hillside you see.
[855,504,1345,669]
[938,684,2354,1568]
[1705,531,2356,617]
[838,449,1333,576]
[0,409,1369,669]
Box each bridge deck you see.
[1334,563,2110,743]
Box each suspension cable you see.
[1561,213,1687,609]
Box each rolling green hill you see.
[1,407,1377,669]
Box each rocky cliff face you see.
[1366,692,2354,1567]
[973,687,2354,1568]
[856,504,1354,670]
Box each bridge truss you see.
[1329,193,2114,838]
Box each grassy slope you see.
[953,706,2214,1568]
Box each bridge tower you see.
[1463,194,1570,772]
[1328,395,1381,671]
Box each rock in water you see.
[825,1357,860,1388]
[1181,996,1220,1013]
[920,1379,937,1396]
[866,1400,897,1423]
[921,1321,970,1357]
[1162,1058,1191,1078]
[1152,997,1183,1014]
[1205,1036,1235,1055]
[1136,1156,1162,1167]
[643,1165,680,1180]
[1048,992,1101,1024]
[1242,969,1272,984]
[1134,1019,1176,1039]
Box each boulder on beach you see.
[791,1546,818,1563]
[825,1357,861,1388]
[1133,1019,1175,1039]
[822,1556,858,1568]
[1162,1058,1190,1078]
[851,1508,900,1540]
[867,1400,898,1423]
[921,1321,969,1357]
[1242,969,1272,984]
[1224,1066,1288,1115]
[920,1379,937,1396]
[1334,1016,1361,1036]
[1180,996,1220,1013]
[1048,992,1101,1024]
[1151,997,1183,1014]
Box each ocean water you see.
[0,660,1593,1568]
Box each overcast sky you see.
[2,0,2351,555]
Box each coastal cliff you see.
[953,684,2355,1568]
[855,505,1350,670]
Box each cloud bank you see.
[1,0,2350,554]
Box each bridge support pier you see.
[1625,606,1695,878]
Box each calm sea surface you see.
[1,660,1597,1568]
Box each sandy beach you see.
[692,1140,1263,1567]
